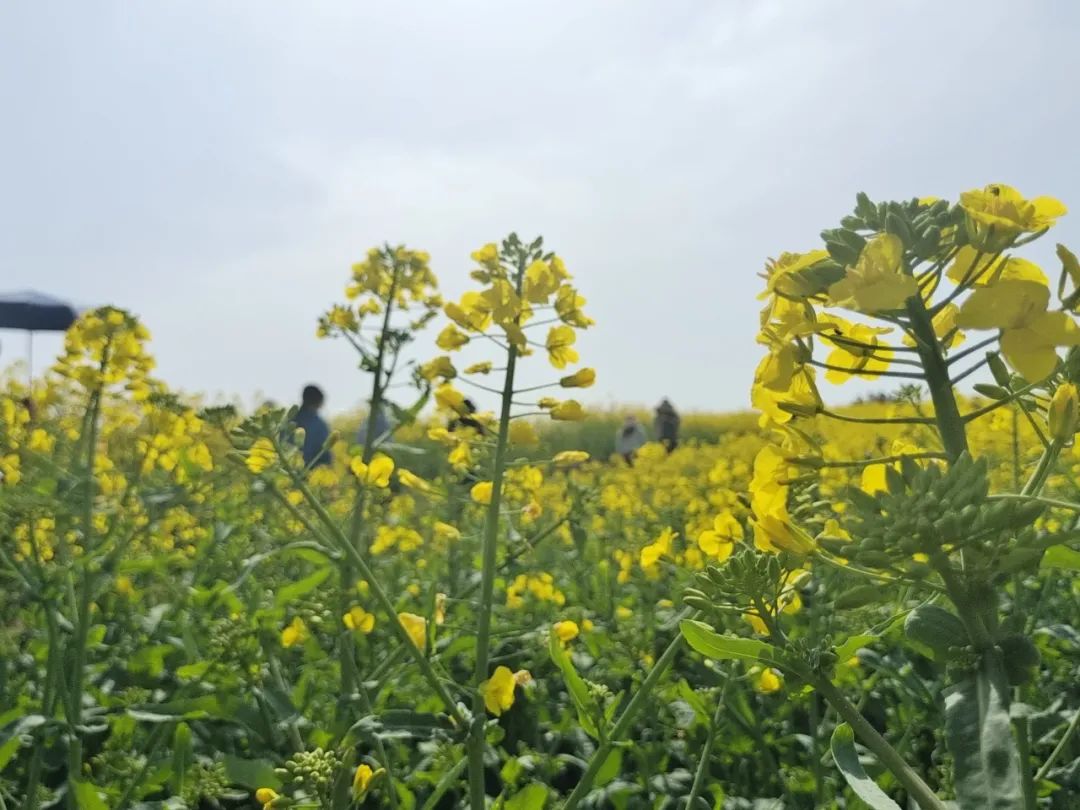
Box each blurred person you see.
[357,398,395,448]
[449,397,486,436]
[614,414,646,465]
[293,385,330,467]
[654,398,681,453]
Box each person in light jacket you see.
[615,414,647,465]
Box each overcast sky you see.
[3,1,1079,415]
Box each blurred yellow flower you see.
[246,438,277,474]
[398,612,427,650]
[351,453,395,487]
[553,620,580,643]
[546,326,579,369]
[828,234,918,314]
[559,367,596,388]
[281,617,308,648]
[481,665,517,715]
[471,481,493,505]
[343,606,376,634]
[550,400,585,421]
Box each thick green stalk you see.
[64,379,105,804]
[467,332,519,809]
[561,632,686,810]
[905,297,968,461]
[812,676,947,810]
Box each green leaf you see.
[679,621,777,664]
[223,755,281,790]
[830,723,901,809]
[505,782,548,810]
[548,630,601,740]
[835,633,877,662]
[0,735,21,773]
[595,748,623,788]
[944,662,1023,809]
[1040,544,1080,571]
[274,566,333,608]
[71,779,109,810]
[676,679,710,724]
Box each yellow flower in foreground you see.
[481,665,518,715]
[957,279,1080,381]
[433,521,461,542]
[559,368,596,388]
[945,246,1048,287]
[471,481,493,505]
[245,438,277,474]
[753,667,783,694]
[353,763,385,798]
[550,400,585,421]
[419,355,457,381]
[255,788,279,809]
[546,325,579,369]
[398,469,431,492]
[553,620,580,643]
[1049,383,1080,441]
[472,242,499,265]
[343,606,376,634]
[828,234,918,313]
[350,453,395,487]
[698,512,743,561]
[616,606,633,620]
[960,183,1066,250]
[434,383,469,415]
[398,612,427,649]
[553,450,589,467]
[821,321,893,383]
[435,323,470,351]
[464,361,494,374]
[281,617,308,648]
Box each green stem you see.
[339,265,401,720]
[1014,704,1037,810]
[1034,703,1080,783]
[561,630,686,810]
[905,296,968,461]
[1021,438,1062,496]
[685,680,729,809]
[812,676,947,810]
[65,379,105,803]
[468,269,523,810]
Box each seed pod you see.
[854,550,894,568]
[834,584,885,609]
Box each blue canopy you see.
[0,291,78,332]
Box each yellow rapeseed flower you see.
[481,665,518,715]
[550,400,585,421]
[398,612,427,650]
[281,617,308,648]
[553,620,580,643]
[350,453,395,487]
[471,481,493,505]
[957,279,1080,381]
[545,326,579,369]
[828,234,918,314]
[245,438,277,474]
[559,368,596,388]
[343,606,376,634]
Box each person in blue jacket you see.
[293,385,331,467]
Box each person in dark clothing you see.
[654,398,681,453]
[615,414,647,465]
[293,385,331,467]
